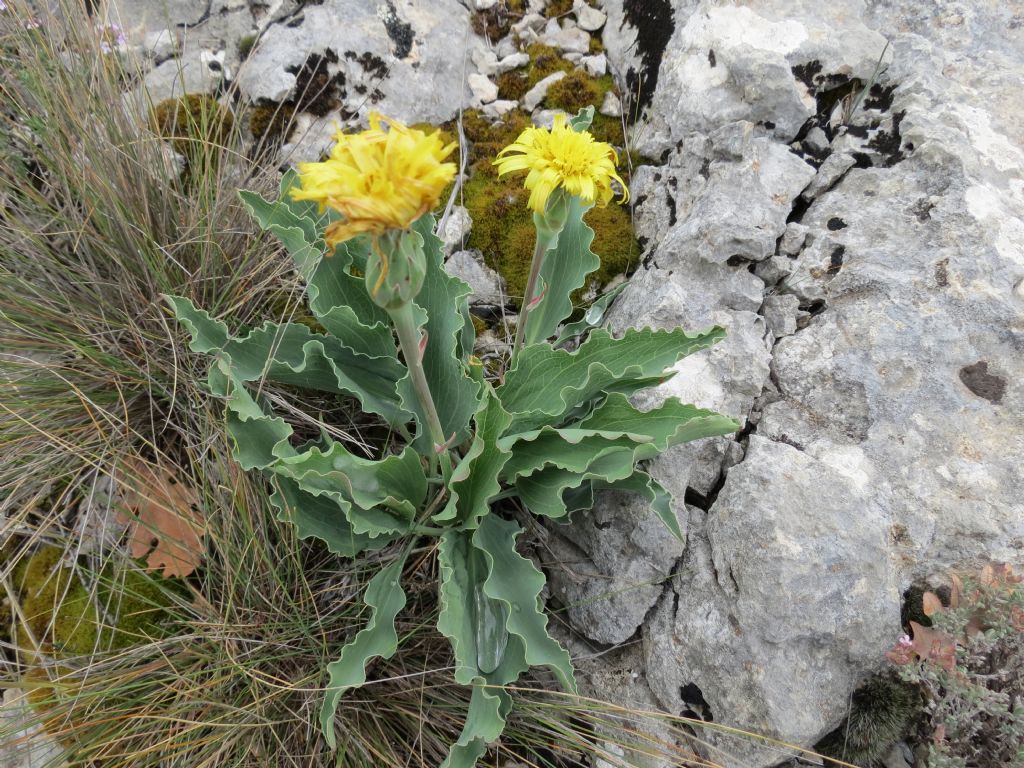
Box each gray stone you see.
[445,250,506,306]
[496,52,530,73]
[439,206,472,253]
[540,18,591,54]
[581,52,607,77]
[662,125,815,264]
[546,487,685,645]
[779,222,809,256]
[598,88,620,116]
[481,99,519,119]
[761,293,800,338]
[573,1,606,32]
[644,441,901,767]
[468,73,498,105]
[801,151,856,200]
[0,689,65,768]
[235,0,472,125]
[522,70,566,111]
[471,47,499,77]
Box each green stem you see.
[389,302,453,482]
[510,233,554,363]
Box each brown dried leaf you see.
[922,590,943,617]
[114,458,205,578]
[949,573,963,608]
[909,620,957,672]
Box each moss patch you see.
[454,109,531,173]
[150,94,234,157]
[546,70,604,114]
[544,0,574,18]
[12,546,177,658]
[249,101,295,144]
[463,172,638,309]
[237,33,257,60]
[525,43,575,88]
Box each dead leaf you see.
[922,591,943,617]
[949,573,963,608]
[909,621,957,672]
[114,458,205,578]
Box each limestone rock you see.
[235,0,472,125]
[444,250,505,307]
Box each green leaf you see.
[497,326,726,433]
[594,470,680,540]
[513,448,638,519]
[569,106,595,131]
[434,387,513,527]
[524,196,600,345]
[438,531,509,684]
[553,281,628,347]
[304,237,396,359]
[269,477,394,557]
[440,683,512,768]
[269,442,425,537]
[164,295,229,353]
[320,550,410,748]
[578,392,740,451]
[500,427,652,480]
[472,515,576,693]
[401,215,481,451]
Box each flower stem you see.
[511,233,554,363]
[389,302,453,481]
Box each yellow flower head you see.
[291,113,457,245]
[493,113,628,214]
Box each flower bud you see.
[365,229,427,310]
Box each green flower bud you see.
[365,228,427,310]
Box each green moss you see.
[249,101,295,144]
[455,109,531,173]
[525,43,574,88]
[588,35,605,55]
[463,172,638,309]
[815,674,920,767]
[238,33,257,59]
[150,94,234,156]
[470,312,490,336]
[543,0,574,18]
[12,546,176,657]
[496,69,530,102]
[546,69,603,114]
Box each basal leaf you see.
[473,515,576,693]
[434,387,513,528]
[513,448,637,519]
[578,392,740,450]
[497,326,726,433]
[320,550,410,748]
[269,442,424,537]
[438,531,510,684]
[270,477,394,557]
[440,683,512,768]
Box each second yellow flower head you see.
[291,113,457,246]
[494,113,628,214]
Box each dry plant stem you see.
[389,302,453,482]
[511,233,556,361]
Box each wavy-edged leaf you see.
[438,531,509,684]
[400,215,481,451]
[594,470,680,540]
[553,281,628,347]
[514,448,637,519]
[167,295,411,431]
[473,515,576,693]
[500,427,652,480]
[320,550,410,748]
[440,683,512,768]
[578,392,740,450]
[524,195,599,345]
[434,387,513,527]
[269,477,394,557]
[268,442,424,538]
[497,326,726,432]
